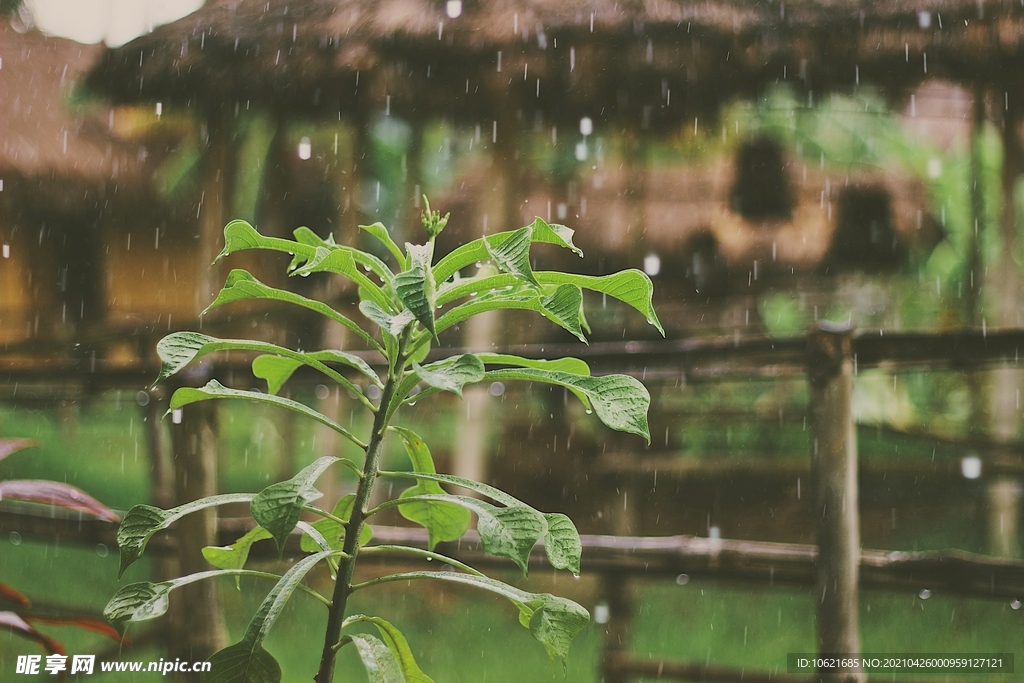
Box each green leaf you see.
[349,634,405,683]
[484,226,539,286]
[203,270,381,352]
[359,300,416,338]
[204,551,332,683]
[291,247,394,311]
[539,284,586,343]
[204,641,281,683]
[537,270,664,335]
[169,380,365,449]
[484,369,651,443]
[344,616,434,683]
[542,513,582,577]
[216,220,316,267]
[292,226,337,248]
[476,353,590,376]
[251,457,338,552]
[203,526,273,577]
[117,494,254,577]
[105,570,240,632]
[394,243,437,338]
[299,494,373,553]
[252,350,381,396]
[433,217,583,284]
[411,354,485,399]
[393,494,543,575]
[391,428,471,550]
[353,571,588,669]
[361,222,406,267]
[155,332,369,400]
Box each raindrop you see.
[155,101,162,117]
[1011,599,1022,610]
[446,0,462,18]
[9,532,22,545]
[136,390,150,406]
[593,601,610,624]
[918,589,931,600]
[2,244,9,258]
[367,385,382,400]
[961,455,982,479]
[643,254,661,276]
[298,137,312,160]
[575,141,588,161]
[95,544,109,557]
[171,408,183,424]
[489,382,505,396]
[676,573,690,585]
[580,117,593,136]
[315,384,331,400]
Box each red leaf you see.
[0,481,120,523]
[0,582,32,609]
[0,439,37,463]
[23,614,127,644]
[0,611,65,655]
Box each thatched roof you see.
[0,22,152,210]
[85,0,1024,129]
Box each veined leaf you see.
[216,220,316,268]
[359,300,416,338]
[203,270,381,352]
[390,428,471,550]
[169,380,365,449]
[434,217,583,283]
[484,226,539,286]
[379,469,582,574]
[106,570,232,632]
[251,457,338,552]
[411,354,485,399]
[344,615,434,683]
[349,634,404,683]
[293,226,393,282]
[361,222,406,267]
[292,247,393,311]
[390,494,543,575]
[156,333,368,401]
[0,480,120,523]
[299,494,373,553]
[394,243,437,338]
[118,494,254,577]
[476,353,590,376]
[537,270,664,335]
[293,226,337,248]
[484,369,651,443]
[203,551,332,683]
[542,513,582,577]
[435,285,586,342]
[352,571,589,670]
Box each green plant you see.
[103,201,662,682]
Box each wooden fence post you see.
[600,572,632,683]
[807,325,864,683]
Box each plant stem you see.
[314,334,408,683]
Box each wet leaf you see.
[537,270,664,335]
[349,634,404,683]
[299,494,373,553]
[0,438,37,462]
[117,494,254,577]
[203,527,272,576]
[412,354,485,399]
[485,226,539,286]
[394,243,437,338]
[251,457,338,552]
[541,514,582,576]
[344,615,434,683]
[483,369,652,443]
[360,222,406,266]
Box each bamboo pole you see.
[807,325,864,683]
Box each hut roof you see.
[84,0,1024,127]
[1,21,147,208]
